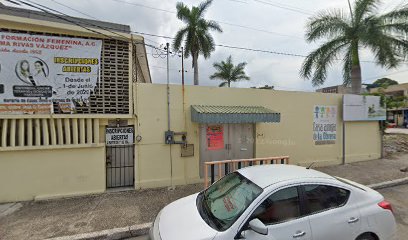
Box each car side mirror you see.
[248,219,268,235]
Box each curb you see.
[367,177,408,190]
[47,177,408,240]
[47,222,152,240]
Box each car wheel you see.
[357,233,376,240]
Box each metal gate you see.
[106,145,135,188]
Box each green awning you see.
[191,105,280,124]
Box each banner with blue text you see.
[0,32,102,114]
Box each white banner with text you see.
[106,127,134,146]
[0,32,102,114]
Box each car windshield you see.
[197,172,263,231]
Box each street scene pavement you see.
[1,133,408,240]
[125,184,408,240]
[378,184,408,239]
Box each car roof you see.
[237,164,335,189]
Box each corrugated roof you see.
[191,105,280,124]
[192,105,277,114]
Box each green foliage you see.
[210,55,250,87]
[373,78,399,88]
[173,0,222,85]
[365,88,407,110]
[300,0,408,89]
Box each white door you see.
[302,184,361,240]
[242,186,312,240]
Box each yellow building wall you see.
[345,121,381,163]
[0,146,105,203]
[134,83,382,189]
[0,83,382,202]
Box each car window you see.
[334,177,366,192]
[251,186,301,225]
[201,172,263,231]
[303,185,350,214]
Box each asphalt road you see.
[127,184,408,240]
[378,184,408,240]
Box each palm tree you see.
[210,55,250,87]
[173,0,222,85]
[300,0,408,94]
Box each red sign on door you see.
[207,125,224,150]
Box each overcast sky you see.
[5,0,408,91]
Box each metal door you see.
[199,124,229,177]
[229,124,254,160]
[199,124,254,178]
[106,145,134,188]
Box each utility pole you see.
[166,42,170,131]
[179,47,187,145]
[165,42,175,190]
[181,47,185,86]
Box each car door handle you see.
[348,217,359,224]
[293,231,306,238]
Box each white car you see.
[150,165,397,240]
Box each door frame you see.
[199,123,256,178]
[105,125,135,189]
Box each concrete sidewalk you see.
[1,154,407,240]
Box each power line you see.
[108,0,304,40]
[123,30,408,64]
[225,0,248,4]
[150,65,192,74]
[10,0,118,40]
[364,68,408,82]
[7,1,404,65]
[214,20,303,39]
[252,0,313,16]
[129,30,309,57]
[216,44,306,57]
[5,0,166,54]
[110,0,176,14]
[26,0,158,48]
[257,0,314,14]
[44,0,160,44]
[47,0,96,20]
[9,0,408,90]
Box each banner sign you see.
[343,95,386,121]
[313,105,337,145]
[0,32,102,114]
[207,125,224,150]
[106,127,134,146]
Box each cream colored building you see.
[134,84,381,188]
[0,5,382,203]
[0,4,149,202]
[370,83,408,97]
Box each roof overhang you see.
[191,105,281,124]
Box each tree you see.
[300,0,408,94]
[173,0,222,85]
[369,89,406,110]
[373,78,399,87]
[210,55,250,87]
